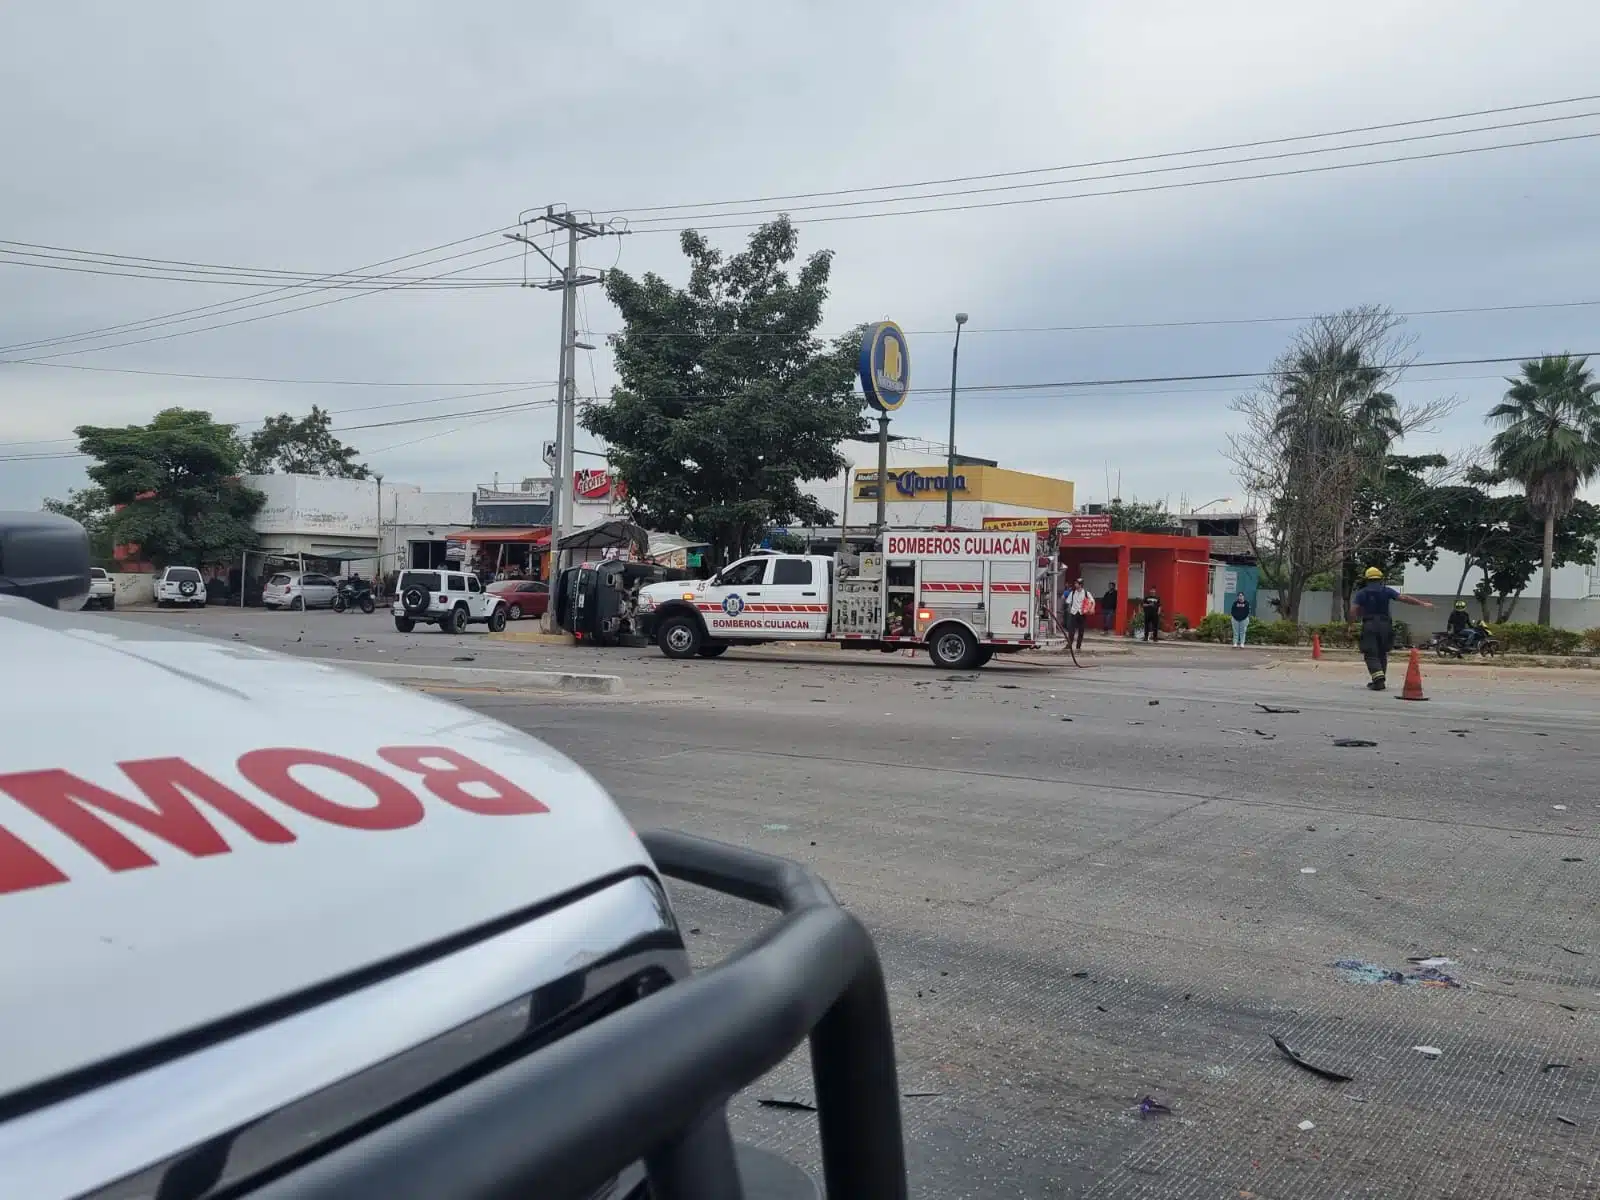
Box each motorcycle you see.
[1429,623,1498,658]
[333,577,377,614]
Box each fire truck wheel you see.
[928,625,980,670]
[658,614,703,659]
[697,644,729,658]
[974,646,994,666]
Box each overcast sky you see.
[4,1,1599,515]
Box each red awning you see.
[445,527,550,544]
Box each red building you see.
[1057,530,1211,634]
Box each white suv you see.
[153,565,206,607]
[393,568,507,634]
[86,567,116,611]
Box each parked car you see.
[154,565,207,608]
[393,569,508,634]
[262,571,339,611]
[86,567,115,611]
[487,578,549,620]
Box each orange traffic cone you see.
[1311,633,1322,660]
[1397,648,1428,701]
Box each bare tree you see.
[1226,306,1456,621]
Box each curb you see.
[486,630,574,645]
[314,658,623,695]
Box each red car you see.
[487,578,550,620]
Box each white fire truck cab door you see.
[765,556,830,637]
[988,558,1035,641]
[701,555,823,640]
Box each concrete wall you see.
[395,489,471,527]
[110,572,154,605]
[1257,588,1600,630]
[1404,548,1600,601]
[247,473,385,538]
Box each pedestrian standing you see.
[1062,577,1090,651]
[1349,566,1433,690]
[1100,582,1117,632]
[1229,591,1251,647]
[1142,592,1162,642]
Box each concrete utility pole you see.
[505,208,623,627]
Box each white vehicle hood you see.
[0,597,650,1098]
[640,579,706,601]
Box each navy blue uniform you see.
[1352,582,1399,685]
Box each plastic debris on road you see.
[1136,1095,1173,1118]
[1297,1119,1316,1132]
[1332,738,1378,747]
[1300,867,1318,874]
[1271,1034,1354,1083]
[1412,1045,1443,1058]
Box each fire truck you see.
[636,529,1039,669]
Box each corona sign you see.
[858,321,911,413]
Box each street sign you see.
[1056,514,1113,540]
[858,321,911,413]
[542,440,558,469]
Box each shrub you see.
[1307,621,1357,648]
[1250,619,1302,645]
[1492,623,1583,655]
[1195,612,1232,643]
[1172,614,1191,632]
[1584,627,1600,654]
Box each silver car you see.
[262,571,338,611]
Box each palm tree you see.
[1487,354,1600,625]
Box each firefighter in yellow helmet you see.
[1349,566,1434,690]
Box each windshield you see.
[400,571,442,592]
[165,568,202,582]
[266,574,292,586]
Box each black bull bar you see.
[255,830,909,1200]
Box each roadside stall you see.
[442,527,549,583]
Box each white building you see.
[244,474,472,576]
[1400,547,1600,629]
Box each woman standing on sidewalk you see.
[1229,591,1252,647]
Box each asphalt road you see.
[115,609,1600,1198]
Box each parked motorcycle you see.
[333,576,376,614]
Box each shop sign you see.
[858,321,911,413]
[1056,514,1112,539]
[855,468,967,498]
[574,469,627,502]
[982,516,1055,533]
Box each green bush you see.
[1194,612,1232,642]
[1492,623,1583,655]
[1306,621,1357,648]
[1584,627,1600,654]
[1253,619,1303,645]
[1172,613,1191,632]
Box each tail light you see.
[917,609,933,622]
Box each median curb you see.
[315,658,623,695]
[486,629,573,645]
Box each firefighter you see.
[1349,566,1433,690]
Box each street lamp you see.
[944,312,968,528]
[1191,496,1233,513]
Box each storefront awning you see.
[445,527,550,544]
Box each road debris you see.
[1332,738,1378,747]
[1136,1095,1172,1118]
[902,1090,943,1098]
[1553,804,1568,811]
[758,1095,817,1112]
[1412,1045,1443,1058]
[1561,856,1584,863]
[763,823,789,831]
[1297,1119,1316,1132]
[1331,960,1460,988]
[1556,1116,1579,1128]
[1542,1062,1571,1073]
[451,655,475,662]
[1148,699,1160,706]
[1557,945,1588,956]
[1270,1034,1354,1082]
[1253,729,1277,739]
[1300,867,1318,875]
[1407,956,1455,969]
[1255,703,1301,714]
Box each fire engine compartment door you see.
[988,557,1034,639]
[917,559,984,634]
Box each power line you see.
[0,247,527,363]
[618,108,1600,226]
[595,91,1600,215]
[625,129,1600,233]
[0,360,556,386]
[0,228,514,358]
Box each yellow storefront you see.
[849,464,1075,527]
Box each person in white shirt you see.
[1062,577,1091,651]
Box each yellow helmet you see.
[1363,566,1384,580]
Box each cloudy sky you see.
[3,1,1599,515]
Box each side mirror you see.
[0,512,92,610]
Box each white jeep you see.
[392,568,508,634]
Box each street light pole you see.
[944,312,968,528]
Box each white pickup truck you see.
[636,529,1039,669]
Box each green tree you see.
[1466,496,1600,621]
[1107,498,1175,533]
[582,216,867,566]
[42,485,115,566]
[75,408,264,567]
[1485,354,1600,624]
[243,406,369,478]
